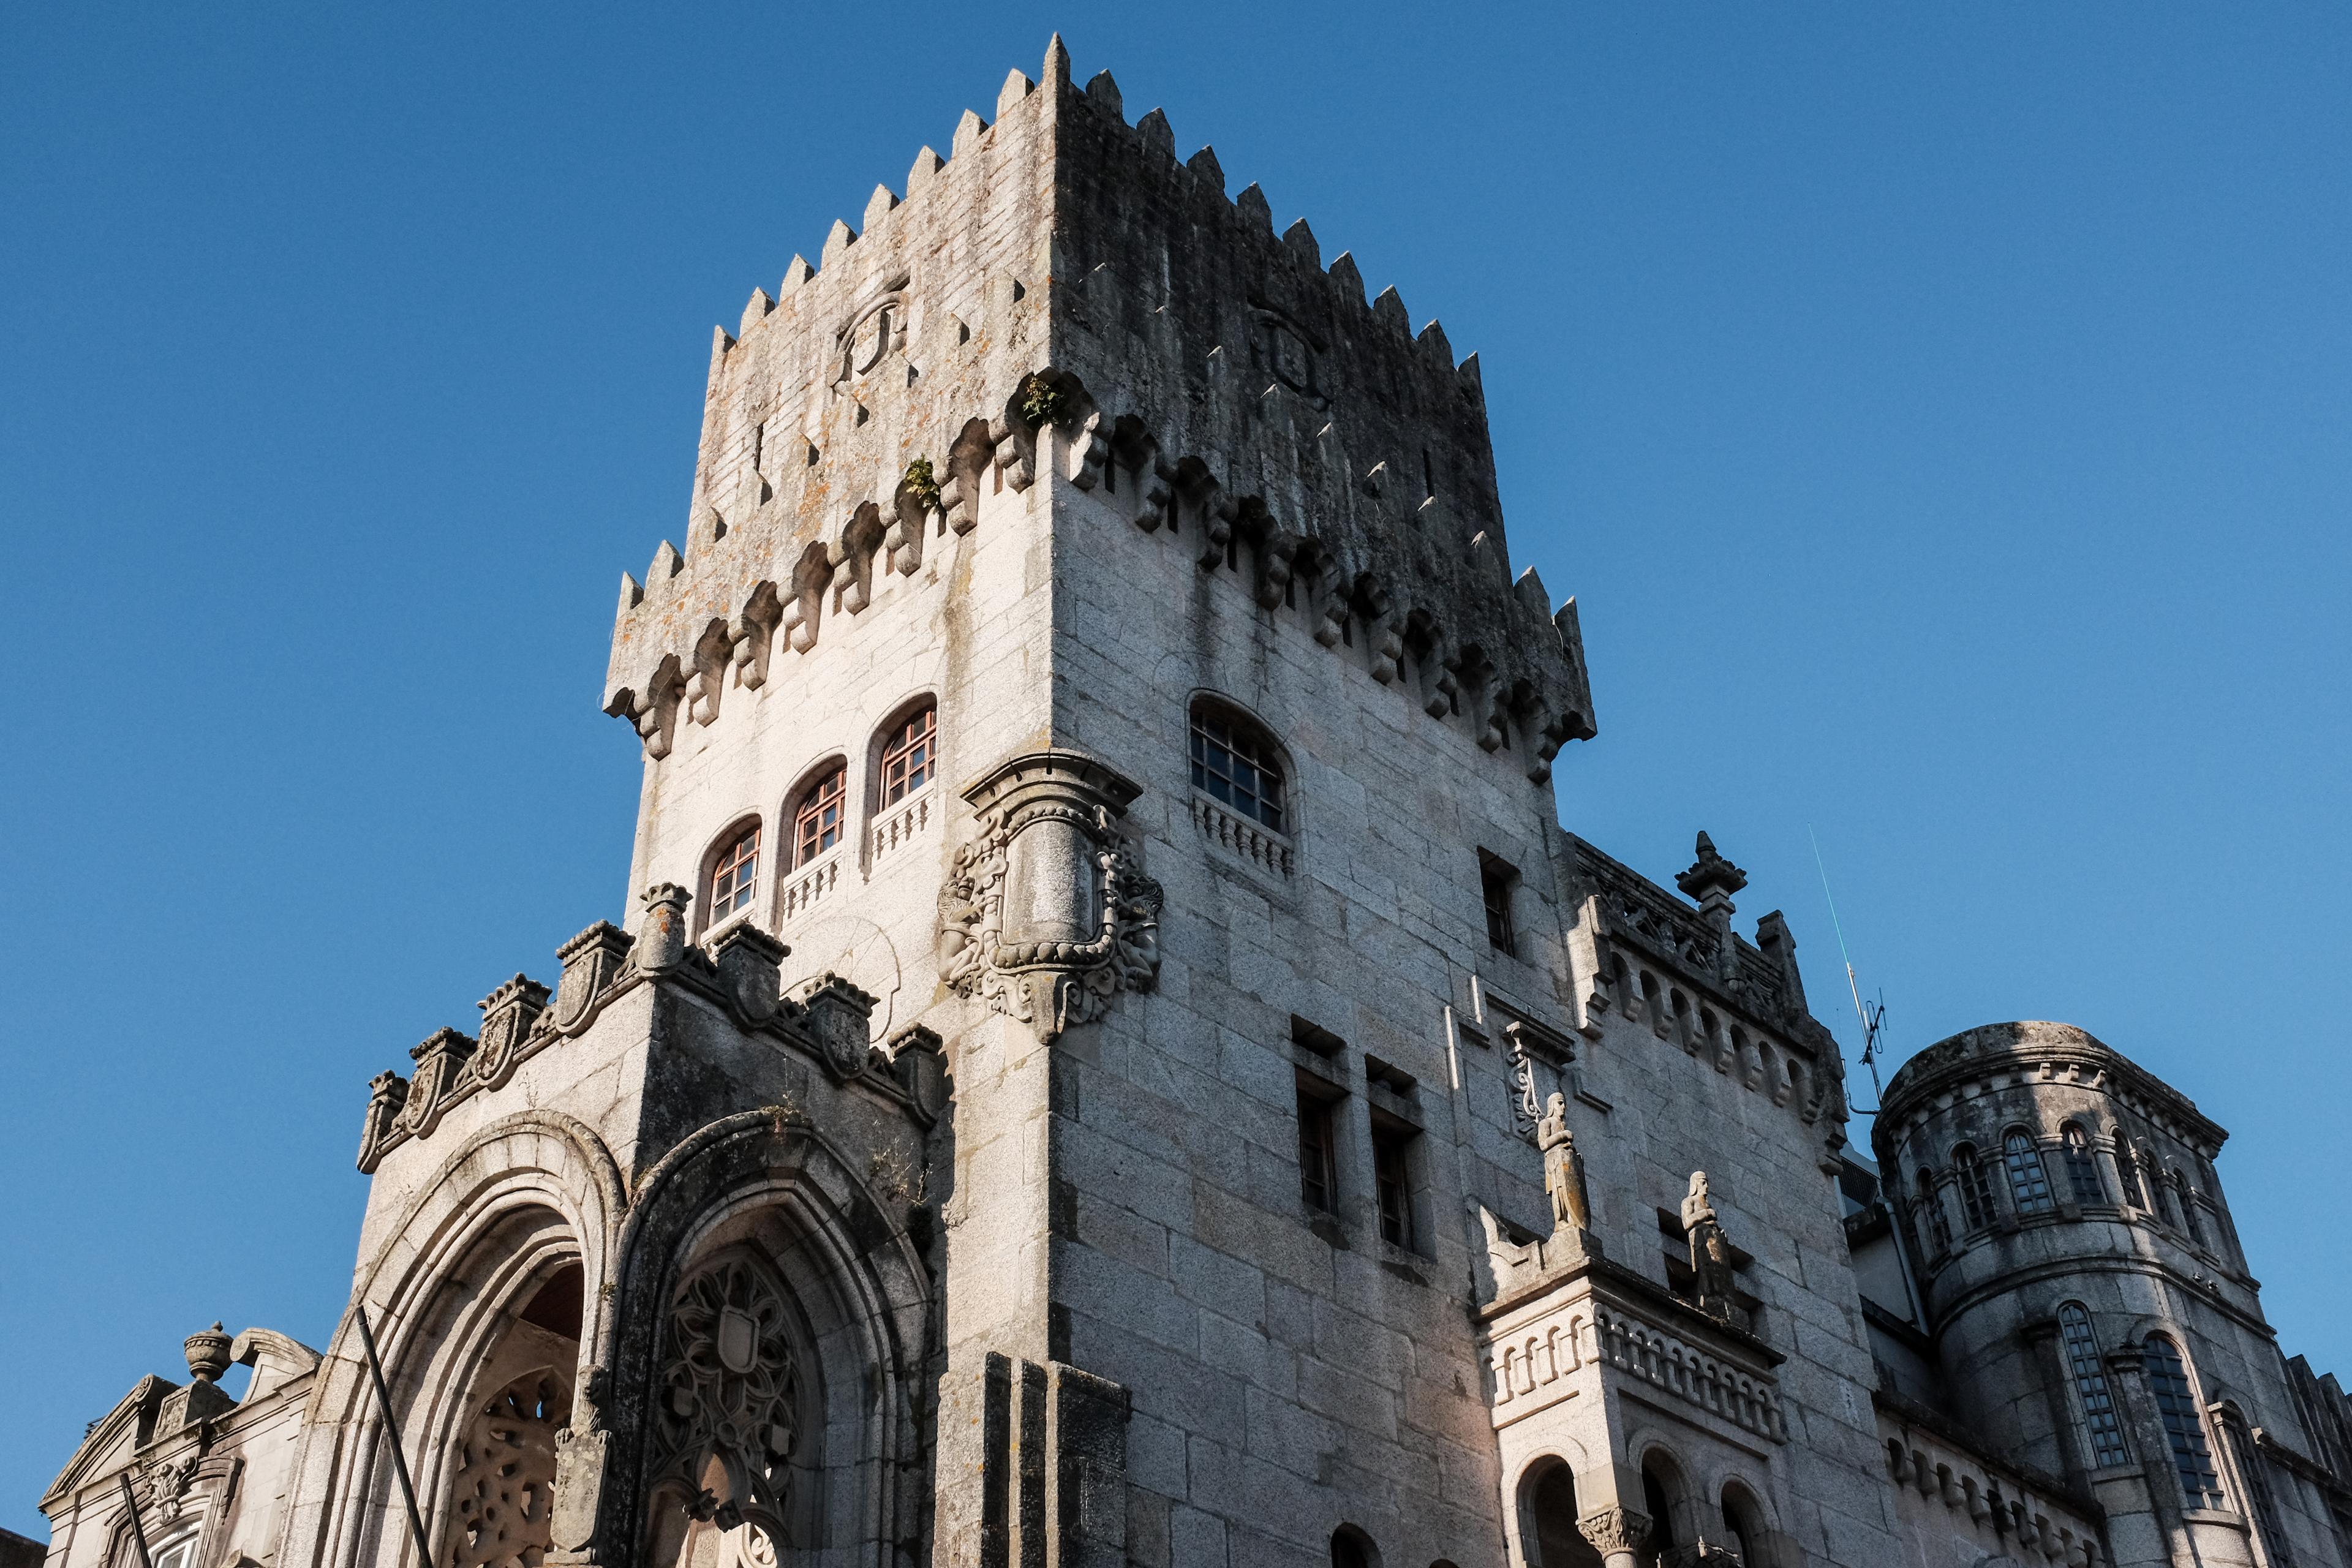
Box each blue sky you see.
[4,3,2348,1531]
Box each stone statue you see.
[1682,1171,1738,1319]
[1537,1093,1593,1236]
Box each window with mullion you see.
[2003,1129,2055,1216]
[793,767,846,869]
[1189,707,1285,833]
[709,823,761,919]
[2059,1304,2132,1469]
[2062,1125,2105,1205]
[2146,1335,2225,1507]
[881,706,935,806]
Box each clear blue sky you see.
[4,4,2347,1531]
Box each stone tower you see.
[33,40,2352,1568]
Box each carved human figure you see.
[1682,1171,1737,1317]
[1537,1093,1593,1235]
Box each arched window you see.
[2113,1134,2149,1210]
[878,703,936,805]
[2175,1172,2207,1247]
[2219,1406,2291,1559]
[1719,1483,1768,1568]
[1953,1144,1997,1231]
[1329,1525,1379,1568]
[1642,1457,1681,1556]
[2057,1303,2130,1469]
[2145,1335,2224,1507]
[705,819,761,925]
[1915,1168,1951,1254]
[1189,699,1286,832]
[1516,1459,1603,1568]
[790,764,847,869]
[2003,1128,2054,1216]
[2150,1153,2182,1229]
[2060,1123,2105,1206]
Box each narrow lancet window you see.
[2004,1128,2054,1216]
[2061,1123,2105,1206]
[2058,1303,2131,1469]
[1954,1144,1996,1231]
[2146,1335,2225,1507]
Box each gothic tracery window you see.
[2058,1303,2131,1469]
[2003,1128,2055,1216]
[790,765,846,869]
[2060,1123,2105,1206]
[1189,700,1286,833]
[2145,1335,2225,1508]
[878,704,935,806]
[444,1371,572,1568]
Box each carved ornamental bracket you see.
[938,750,1162,1041]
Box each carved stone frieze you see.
[938,750,1161,1041]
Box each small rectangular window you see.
[1480,854,1518,954]
[1371,1117,1415,1248]
[1296,1073,1339,1214]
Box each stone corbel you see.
[1196,491,1235,570]
[991,418,1035,492]
[938,750,1163,1042]
[1256,530,1300,610]
[886,485,930,576]
[780,541,832,655]
[474,973,552,1090]
[1066,410,1109,490]
[1313,586,1349,647]
[1370,620,1403,686]
[608,654,685,760]
[687,620,732,727]
[1427,654,1461,719]
[1134,459,1176,533]
[729,582,782,691]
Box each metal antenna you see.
[1809,826,1887,1112]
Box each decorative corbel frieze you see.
[399,1026,477,1139]
[1196,492,1235,570]
[710,921,788,1028]
[1256,530,1300,610]
[356,1071,409,1172]
[888,1024,948,1121]
[938,750,1163,1042]
[730,582,782,692]
[474,973,552,1090]
[1066,410,1110,491]
[795,973,881,1080]
[554,921,633,1035]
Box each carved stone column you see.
[938,751,1161,1041]
[1577,1505,1653,1568]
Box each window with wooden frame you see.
[2003,1128,2055,1216]
[1296,1071,1341,1215]
[1189,699,1286,833]
[706,820,761,923]
[1480,853,1518,954]
[878,704,936,806]
[2060,1123,2105,1206]
[790,765,847,869]
[1954,1144,1997,1231]
[1370,1113,1417,1249]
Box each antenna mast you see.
[1809,827,1887,1110]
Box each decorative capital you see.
[1577,1506,1654,1556]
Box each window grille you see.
[2058,1303,2132,1468]
[2062,1124,2105,1206]
[791,766,846,868]
[2145,1335,2224,1507]
[2003,1129,2055,1215]
[1189,704,1285,832]
[879,705,935,805]
[1954,1145,1997,1231]
[709,822,761,920]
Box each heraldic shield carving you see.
[937,750,1163,1041]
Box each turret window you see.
[1915,1168,1951,1253]
[707,821,761,922]
[2058,1303,2131,1469]
[2060,1123,2105,1206]
[879,704,936,805]
[791,766,847,868]
[2175,1172,2207,1248]
[2145,1335,2224,1507]
[2003,1128,2054,1216]
[1189,700,1286,832]
[1953,1144,1997,1231]
[2114,1134,2149,1210]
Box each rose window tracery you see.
[443,1372,572,1568]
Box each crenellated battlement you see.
[603,37,1594,780]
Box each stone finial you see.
[1085,69,1123,118]
[1676,831,1748,906]
[184,1323,233,1384]
[1042,33,1070,92]
[633,883,692,976]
